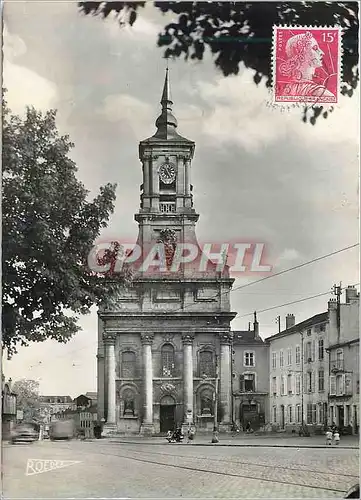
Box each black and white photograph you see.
[1,1,360,499]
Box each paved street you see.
[2,438,359,499]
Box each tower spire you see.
[154,65,178,139]
[161,66,172,107]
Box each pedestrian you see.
[333,430,340,445]
[326,429,332,446]
[245,421,252,434]
[187,426,194,444]
[166,430,173,443]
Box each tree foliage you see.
[78,1,359,124]
[12,379,40,421]
[2,99,124,355]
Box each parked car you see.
[11,424,38,444]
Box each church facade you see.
[97,71,238,435]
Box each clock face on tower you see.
[159,162,176,184]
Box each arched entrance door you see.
[160,395,176,433]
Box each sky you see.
[2,1,359,397]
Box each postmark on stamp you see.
[272,26,342,105]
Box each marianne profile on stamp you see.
[273,27,341,104]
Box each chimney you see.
[253,311,259,338]
[328,298,338,310]
[345,285,359,304]
[286,314,295,329]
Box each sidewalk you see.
[108,433,359,449]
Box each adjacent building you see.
[2,377,17,440]
[39,395,73,424]
[232,314,270,430]
[267,286,359,434]
[267,312,328,433]
[54,393,98,438]
[327,285,359,434]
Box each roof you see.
[85,392,97,400]
[265,311,328,342]
[232,331,266,345]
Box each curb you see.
[108,439,358,450]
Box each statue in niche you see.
[123,389,135,416]
[200,390,213,416]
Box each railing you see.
[330,360,344,371]
[160,202,176,213]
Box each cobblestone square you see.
[2,439,359,498]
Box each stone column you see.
[219,332,233,432]
[140,333,154,435]
[103,332,117,433]
[184,159,190,196]
[184,158,192,208]
[151,156,159,211]
[182,334,194,426]
[142,156,151,209]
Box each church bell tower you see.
[135,68,200,260]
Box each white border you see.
[271,25,343,107]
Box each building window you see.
[273,406,277,423]
[312,404,317,423]
[199,350,214,377]
[161,343,175,377]
[318,370,325,391]
[318,339,324,360]
[319,323,326,332]
[296,404,301,423]
[121,351,136,378]
[200,388,214,416]
[287,348,292,366]
[319,405,324,425]
[336,374,345,396]
[244,352,255,367]
[307,329,312,336]
[280,375,285,396]
[280,350,284,368]
[295,345,300,365]
[307,403,317,424]
[295,373,301,394]
[272,376,277,395]
[336,349,344,369]
[305,341,312,362]
[306,371,313,392]
[288,405,293,423]
[272,352,277,369]
[330,375,336,395]
[240,373,255,392]
[287,374,293,394]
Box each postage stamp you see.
[272,26,342,105]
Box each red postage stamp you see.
[272,26,342,105]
